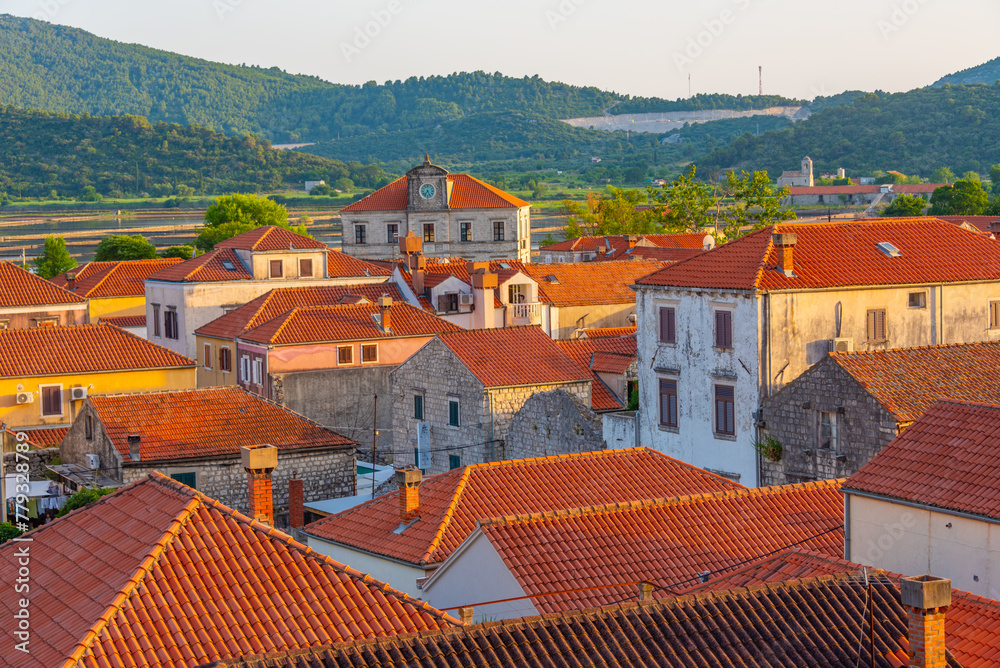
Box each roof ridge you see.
[421,466,475,564]
[833,339,1000,359]
[752,225,778,290]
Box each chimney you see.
[378,294,393,333]
[399,229,423,257]
[396,467,421,522]
[626,234,639,249]
[404,238,427,296]
[458,607,474,625]
[638,582,654,601]
[772,232,797,277]
[469,263,498,330]
[66,271,77,283]
[128,434,141,462]
[990,220,1000,239]
[901,575,951,668]
[242,444,278,525]
[288,477,304,529]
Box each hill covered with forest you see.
[934,57,1000,86]
[0,106,390,200]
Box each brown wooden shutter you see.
[660,307,675,344]
[715,311,732,348]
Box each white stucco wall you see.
[603,411,637,449]
[846,493,999,600]
[422,531,539,621]
[304,534,428,598]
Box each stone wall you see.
[760,356,898,485]
[505,390,605,460]
[2,447,59,477]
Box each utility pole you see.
[371,394,378,499]
[688,74,692,99]
[759,66,763,96]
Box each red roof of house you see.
[438,326,591,388]
[98,314,146,328]
[397,259,526,311]
[555,336,637,411]
[636,218,1000,291]
[476,479,844,613]
[935,215,1000,234]
[146,248,253,283]
[327,249,393,277]
[541,233,709,253]
[0,324,195,378]
[597,246,704,263]
[829,341,1000,423]
[0,261,87,308]
[51,258,184,298]
[239,302,461,346]
[0,472,458,668]
[88,386,354,463]
[305,448,742,566]
[341,174,528,213]
[196,284,406,339]
[844,400,1000,521]
[524,260,660,307]
[216,225,327,251]
[582,325,636,338]
[5,426,68,448]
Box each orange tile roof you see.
[305,448,742,566]
[582,325,636,338]
[524,260,661,307]
[239,302,461,346]
[211,574,953,668]
[0,324,195,378]
[51,258,184,298]
[5,426,68,448]
[541,233,709,253]
[327,249,393,277]
[146,247,253,283]
[0,261,87,308]
[637,218,1000,291]
[477,479,844,613]
[828,341,1000,423]
[555,337,636,411]
[934,215,1000,234]
[598,245,704,263]
[196,284,406,339]
[341,175,528,212]
[438,326,591,388]
[844,400,1000,521]
[98,314,146,328]
[397,259,524,310]
[216,225,327,251]
[88,386,354,463]
[0,472,458,668]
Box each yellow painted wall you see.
[196,335,239,387]
[0,366,197,429]
[90,295,147,321]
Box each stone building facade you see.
[504,389,605,461]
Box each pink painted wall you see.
[267,336,434,374]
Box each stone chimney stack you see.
[288,477,304,529]
[242,444,278,525]
[901,575,951,668]
[458,607,474,625]
[396,467,422,522]
[990,220,1000,239]
[128,434,141,462]
[772,232,797,277]
[378,294,393,333]
[626,235,639,249]
[401,231,427,295]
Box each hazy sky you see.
[5,0,999,101]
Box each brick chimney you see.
[396,467,421,522]
[378,294,393,333]
[626,234,639,249]
[901,575,951,668]
[128,434,141,462]
[288,477,304,529]
[242,444,278,525]
[772,232,797,277]
[990,220,1000,238]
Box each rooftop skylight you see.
[876,241,901,258]
[221,260,236,271]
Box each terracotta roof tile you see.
[147,248,253,283]
[5,426,68,448]
[216,225,326,251]
[555,337,636,411]
[478,479,845,613]
[210,574,961,668]
[196,284,407,340]
[0,261,87,308]
[238,302,461,346]
[340,177,409,212]
[51,258,184,298]
[341,175,528,213]
[542,233,710,253]
[600,245,704,263]
[637,218,1000,291]
[828,341,1000,423]
[524,261,660,307]
[0,472,458,668]
[327,250,392,277]
[935,215,1000,234]
[844,400,1000,521]
[582,326,636,338]
[305,448,741,566]
[98,314,146,328]
[0,324,195,378]
[438,326,591,388]
[88,386,354,463]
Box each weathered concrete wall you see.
[603,411,637,450]
[505,389,605,460]
[760,357,898,485]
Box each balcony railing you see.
[508,301,542,324]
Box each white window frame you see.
[240,355,251,383]
[39,384,64,418]
[251,358,263,385]
[220,346,232,374]
[203,343,212,370]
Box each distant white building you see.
[305,180,326,193]
[776,156,814,188]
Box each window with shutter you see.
[40,385,63,417]
[866,308,887,342]
[714,310,733,349]
[203,343,212,369]
[715,385,735,435]
[991,301,1000,329]
[659,307,676,344]
[659,379,678,427]
[219,347,231,372]
[270,260,283,278]
[299,258,313,277]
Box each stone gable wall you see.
[505,389,605,460]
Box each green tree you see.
[77,185,103,202]
[717,170,795,241]
[160,245,194,260]
[0,522,24,544]
[962,171,982,183]
[33,235,77,279]
[930,167,955,184]
[94,234,158,261]
[881,194,926,217]
[56,487,113,518]
[649,165,718,233]
[990,164,1000,195]
[196,194,301,250]
[562,187,661,238]
[929,179,990,215]
[310,183,334,196]
[333,178,354,193]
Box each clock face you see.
[419,183,436,199]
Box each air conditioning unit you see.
[71,386,88,401]
[16,392,33,405]
[828,338,853,353]
[85,453,100,470]
[459,293,474,306]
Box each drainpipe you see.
[485,389,496,462]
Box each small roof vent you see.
[546,275,559,284]
[877,241,901,257]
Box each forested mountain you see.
[0,106,390,199]
[934,57,1000,86]
[696,84,1000,177]
[613,93,804,115]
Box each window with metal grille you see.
[387,224,399,244]
[659,307,676,344]
[460,222,472,242]
[659,379,677,427]
[714,310,733,349]
[423,224,435,242]
[866,308,887,342]
[715,385,735,436]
